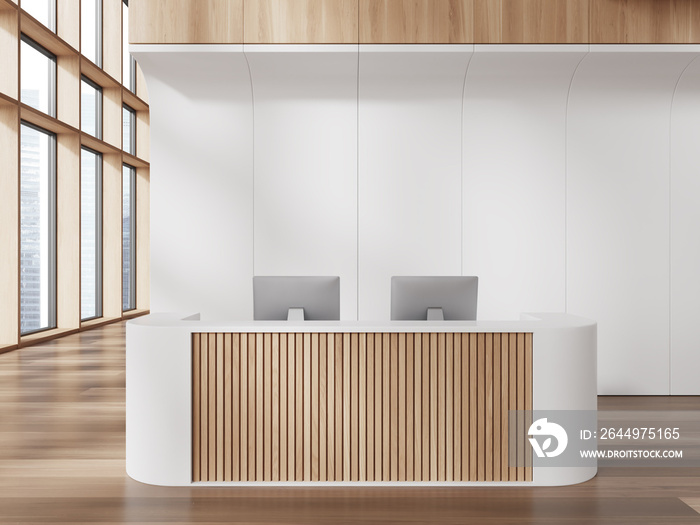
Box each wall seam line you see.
[356,44,360,322]
[357,0,360,317]
[667,54,700,395]
[564,46,590,315]
[460,49,473,277]
[243,47,256,288]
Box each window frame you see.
[129,55,137,93]
[80,147,104,322]
[95,0,103,68]
[19,121,57,336]
[20,35,57,118]
[123,104,136,156]
[81,75,103,140]
[122,164,136,312]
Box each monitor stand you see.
[287,307,305,321]
[427,307,444,321]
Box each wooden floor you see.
[1,321,699,524]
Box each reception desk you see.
[126,313,596,486]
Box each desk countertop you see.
[128,312,595,333]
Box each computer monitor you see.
[253,276,340,321]
[391,276,478,321]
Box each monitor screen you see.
[391,276,478,321]
[253,276,340,321]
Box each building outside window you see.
[81,76,103,139]
[81,148,103,321]
[21,36,56,118]
[20,123,57,335]
[122,165,136,311]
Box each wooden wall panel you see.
[101,154,122,319]
[102,88,122,150]
[421,334,430,480]
[57,55,79,128]
[128,0,700,44]
[373,334,382,480]
[501,0,589,43]
[319,334,327,481]
[56,133,81,329]
[359,0,473,44]
[130,0,244,44]
[590,0,700,44]
[57,0,80,50]
[192,331,532,482]
[245,0,358,43]
[279,334,287,480]
[0,104,18,347]
[0,8,19,100]
[691,3,700,43]
[473,0,501,43]
[103,0,122,81]
[136,111,150,163]
[135,64,149,104]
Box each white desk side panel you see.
[567,50,696,394]
[126,322,193,485]
[670,57,700,395]
[530,314,597,486]
[358,46,472,321]
[246,47,358,320]
[463,47,586,321]
[131,48,254,320]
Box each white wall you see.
[135,44,700,394]
[567,47,698,394]
[670,56,700,395]
[132,47,254,320]
[463,46,586,320]
[246,46,359,320]
[358,46,472,320]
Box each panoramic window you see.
[20,36,56,117]
[123,105,135,155]
[22,0,56,32]
[4,0,151,347]
[81,76,103,139]
[20,123,57,335]
[81,0,102,67]
[81,148,103,321]
[123,0,136,92]
[122,165,136,311]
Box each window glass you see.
[20,123,56,335]
[21,37,56,117]
[122,165,136,311]
[81,0,102,67]
[123,105,135,155]
[122,1,136,92]
[22,0,56,32]
[81,77,102,139]
[81,149,102,320]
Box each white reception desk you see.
[126,313,596,486]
